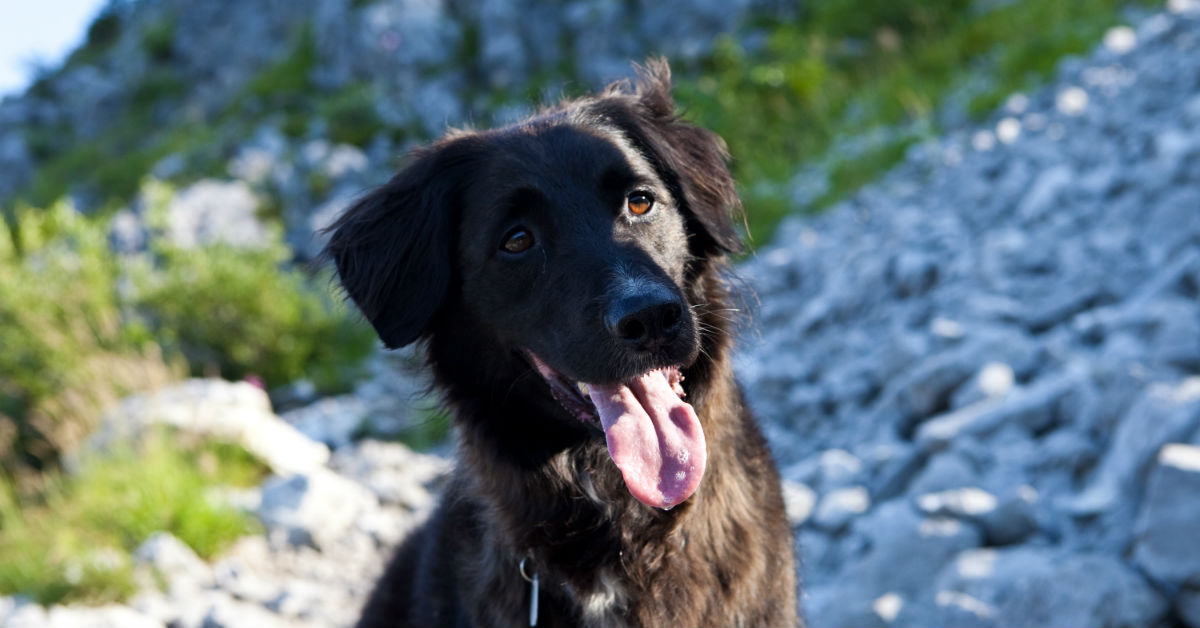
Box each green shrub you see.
[0,190,375,474]
[0,201,180,475]
[321,84,386,147]
[132,181,376,392]
[140,18,177,63]
[134,237,375,392]
[0,430,264,605]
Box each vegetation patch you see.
[0,192,374,475]
[0,201,180,476]
[673,0,1157,243]
[0,429,264,606]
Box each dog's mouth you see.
[527,353,707,510]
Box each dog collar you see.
[520,555,540,626]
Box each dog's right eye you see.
[501,228,535,254]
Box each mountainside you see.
[4,1,1200,627]
[741,6,1200,625]
[0,0,786,252]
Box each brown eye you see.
[501,228,534,254]
[627,191,654,216]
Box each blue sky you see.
[0,0,108,96]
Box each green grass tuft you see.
[674,0,1156,243]
[0,430,265,605]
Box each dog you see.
[323,59,799,628]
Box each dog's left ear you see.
[599,58,745,255]
[321,140,477,349]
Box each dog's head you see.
[324,60,742,509]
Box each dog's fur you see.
[324,60,799,628]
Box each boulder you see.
[84,379,330,476]
[134,532,214,590]
[257,468,380,550]
[917,547,1168,627]
[1133,443,1200,586]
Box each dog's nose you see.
[606,290,684,349]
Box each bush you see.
[135,238,375,392]
[132,179,376,392]
[321,84,386,147]
[0,188,375,475]
[0,201,180,475]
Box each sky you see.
[0,0,109,97]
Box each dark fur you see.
[324,60,799,628]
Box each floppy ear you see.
[322,141,475,349]
[600,58,745,255]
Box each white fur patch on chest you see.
[580,568,626,626]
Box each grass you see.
[672,0,1158,244]
[0,201,182,475]
[0,429,266,606]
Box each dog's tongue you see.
[588,370,706,509]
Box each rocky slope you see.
[4,3,1200,628]
[739,5,1200,626]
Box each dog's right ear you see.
[322,141,475,349]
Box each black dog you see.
[324,59,799,627]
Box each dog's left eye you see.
[501,228,535,254]
[627,192,654,216]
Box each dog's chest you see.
[571,568,627,627]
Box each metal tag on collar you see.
[520,556,539,627]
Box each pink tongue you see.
[588,370,706,509]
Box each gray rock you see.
[128,591,176,626]
[868,443,927,501]
[1180,584,1200,628]
[3,598,48,628]
[874,328,1041,438]
[44,605,164,628]
[257,468,380,550]
[950,362,1016,409]
[164,180,269,250]
[194,591,300,628]
[915,486,1039,547]
[134,532,214,589]
[280,395,368,451]
[328,440,451,511]
[812,486,871,532]
[82,379,330,476]
[1070,378,1200,518]
[815,449,865,490]
[1133,443,1200,586]
[213,560,282,606]
[889,250,940,298]
[1015,164,1075,223]
[922,548,1168,628]
[781,480,817,526]
[914,487,998,520]
[915,368,1086,450]
[265,580,326,618]
[979,489,1040,547]
[907,451,978,496]
[806,500,981,626]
